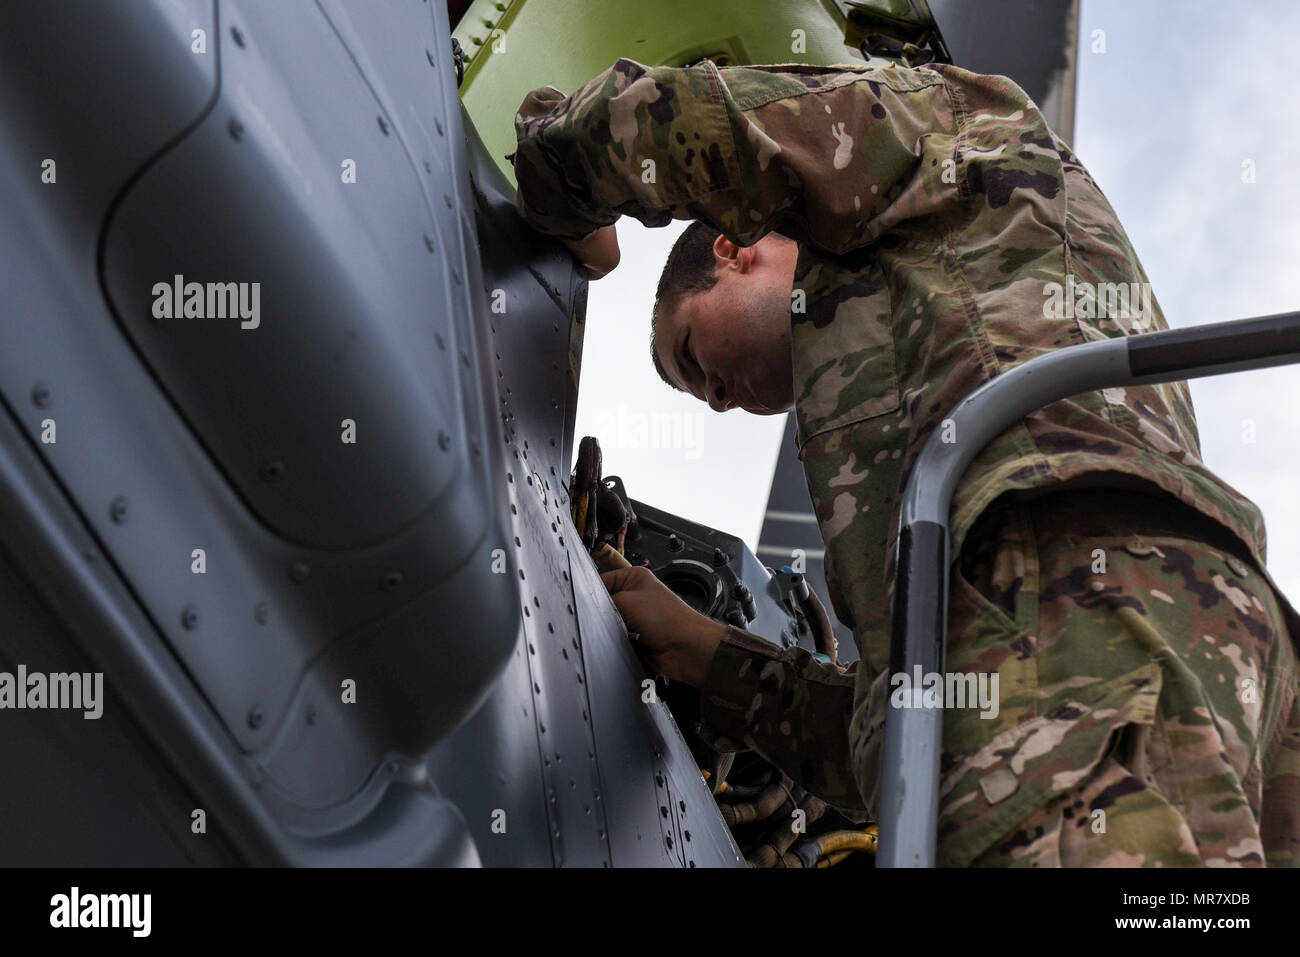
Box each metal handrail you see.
[876,309,1300,867]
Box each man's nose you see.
[705,373,732,412]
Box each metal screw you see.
[712,547,727,566]
[259,460,284,483]
[667,534,683,553]
[381,570,404,592]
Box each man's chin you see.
[734,380,793,415]
[741,398,793,415]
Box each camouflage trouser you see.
[951,487,1300,867]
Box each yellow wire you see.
[815,829,879,855]
[817,849,855,868]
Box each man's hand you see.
[561,223,620,280]
[600,565,728,687]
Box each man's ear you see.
[712,234,754,273]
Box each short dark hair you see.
[650,221,722,391]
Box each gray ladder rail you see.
[877,309,1300,868]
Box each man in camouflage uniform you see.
[508,57,1300,866]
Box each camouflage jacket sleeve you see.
[697,625,866,815]
[507,57,951,251]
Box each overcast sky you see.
[1075,0,1300,603]
[573,0,1300,606]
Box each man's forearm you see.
[508,57,952,255]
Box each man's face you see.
[655,234,798,414]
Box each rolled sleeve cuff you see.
[698,626,795,749]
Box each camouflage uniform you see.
[509,58,1300,865]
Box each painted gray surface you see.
[927,0,1078,142]
[427,80,740,868]
[0,0,741,866]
